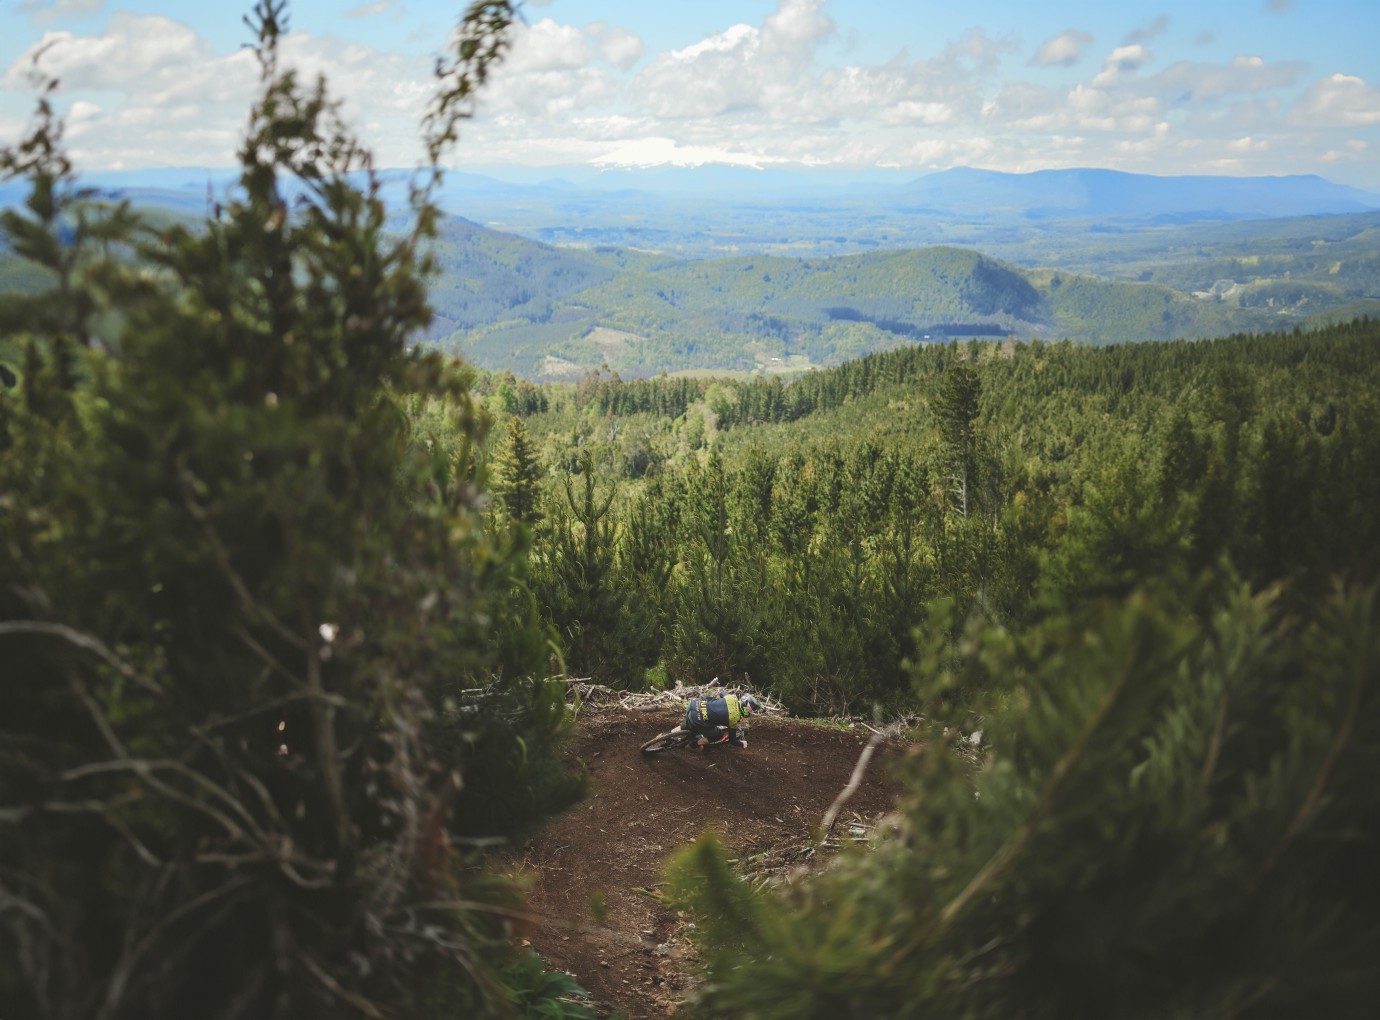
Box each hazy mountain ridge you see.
[426,227,1376,378]
[456,167,1380,260]
[894,167,1380,221]
[7,164,1378,259]
[4,167,1379,378]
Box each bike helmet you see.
[740,693,763,716]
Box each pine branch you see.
[1259,663,1367,876]
[930,659,1133,942]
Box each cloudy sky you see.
[2,0,1378,188]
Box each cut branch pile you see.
[560,677,788,719]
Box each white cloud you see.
[1116,121,1171,156]
[2,0,1374,187]
[637,26,772,118]
[1147,55,1305,102]
[901,135,993,169]
[2,13,210,92]
[0,13,443,168]
[984,83,1066,131]
[505,18,593,74]
[879,100,954,126]
[347,0,400,17]
[1320,140,1367,162]
[1058,83,1162,133]
[468,18,631,120]
[761,0,835,55]
[632,0,836,120]
[67,98,100,121]
[590,24,644,71]
[1294,73,1380,127]
[1093,44,1153,87]
[1031,30,1093,68]
[944,29,1009,73]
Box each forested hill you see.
[425,215,1380,378]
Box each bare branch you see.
[233,622,306,689]
[304,619,352,855]
[60,758,262,844]
[31,798,163,868]
[178,464,305,651]
[66,672,130,760]
[910,661,1134,959]
[300,953,389,1020]
[194,685,347,734]
[1260,664,1367,876]
[820,722,904,837]
[97,875,253,1020]
[0,621,162,694]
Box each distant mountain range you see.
[892,167,1380,222]
[3,165,1379,379]
[4,165,1378,257]
[430,165,1380,260]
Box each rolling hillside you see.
[4,186,1378,380]
[429,232,1334,378]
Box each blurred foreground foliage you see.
[669,579,1379,1018]
[0,3,587,1017]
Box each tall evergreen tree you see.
[933,362,983,518]
[493,412,543,524]
[532,452,640,684]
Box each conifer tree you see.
[494,412,544,524]
[532,452,641,684]
[934,362,982,518]
[665,447,772,686]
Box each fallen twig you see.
[820,721,906,836]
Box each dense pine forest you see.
[3,2,1379,1018]
[469,319,1380,1018]
[480,321,1379,709]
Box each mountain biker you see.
[675,691,762,750]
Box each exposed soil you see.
[512,707,909,1018]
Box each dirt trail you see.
[513,707,908,1018]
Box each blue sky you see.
[3,0,1378,188]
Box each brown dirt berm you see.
[512,707,907,1018]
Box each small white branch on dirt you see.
[820,722,905,837]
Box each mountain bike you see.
[640,727,737,754]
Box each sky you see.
[2,0,1379,189]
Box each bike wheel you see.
[641,730,692,755]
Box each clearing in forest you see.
[513,705,909,1018]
